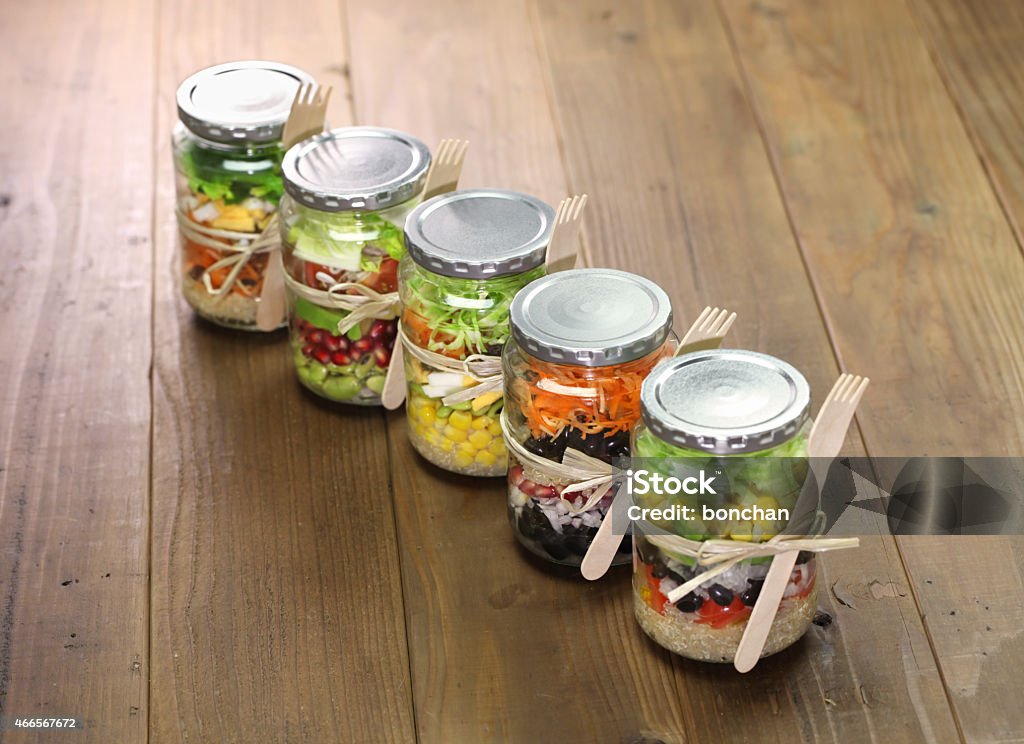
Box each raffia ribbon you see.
[644,526,859,604]
[283,271,400,335]
[500,410,614,514]
[175,207,281,297]
[399,325,503,406]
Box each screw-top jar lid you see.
[281,127,431,212]
[641,350,810,454]
[176,60,314,144]
[509,269,673,367]
[404,189,555,279]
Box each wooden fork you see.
[422,138,469,200]
[256,83,332,332]
[676,306,737,355]
[579,305,739,581]
[281,82,332,150]
[734,373,869,673]
[545,194,589,273]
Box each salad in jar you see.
[173,60,314,330]
[280,127,431,405]
[630,350,818,663]
[399,189,555,476]
[503,269,676,566]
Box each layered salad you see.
[174,131,284,329]
[282,203,407,405]
[401,263,545,476]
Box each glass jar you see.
[399,189,554,476]
[173,60,313,330]
[503,269,676,566]
[631,350,815,663]
[280,127,431,405]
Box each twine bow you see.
[283,271,401,336]
[175,207,281,297]
[500,411,614,514]
[399,326,503,406]
[642,526,859,604]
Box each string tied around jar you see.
[641,520,859,605]
[500,411,615,514]
[175,208,282,297]
[398,325,504,406]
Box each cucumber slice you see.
[294,296,344,333]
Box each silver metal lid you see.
[176,60,314,144]
[404,189,554,279]
[509,269,673,366]
[281,127,431,212]
[641,350,810,454]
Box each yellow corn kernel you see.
[440,438,454,452]
[471,416,490,430]
[443,425,468,443]
[418,405,436,426]
[487,422,502,437]
[471,391,502,412]
[449,411,472,431]
[456,442,475,456]
[488,438,506,457]
[426,429,442,446]
[468,430,492,449]
[475,450,498,467]
[455,453,474,468]
[211,215,257,232]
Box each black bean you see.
[740,589,759,607]
[541,539,571,561]
[676,593,704,613]
[565,534,591,557]
[651,562,669,579]
[708,584,733,606]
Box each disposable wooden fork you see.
[675,306,737,355]
[579,306,738,581]
[256,83,332,331]
[734,373,869,673]
[421,138,469,200]
[545,194,588,273]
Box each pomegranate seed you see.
[384,320,398,339]
[369,321,387,340]
[302,344,315,357]
[373,346,391,368]
[313,349,331,365]
[519,480,537,497]
[335,336,349,352]
[331,351,351,366]
[349,347,363,361]
[354,337,373,353]
[309,330,325,345]
[324,334,342,352]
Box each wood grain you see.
[533,1,958,741]
[721,0,1024,740]
[148,2,415,742]
[911,0,1024,254]
[346,1,693,741]
[0,0,154,741]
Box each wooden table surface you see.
[3,0,1024,742]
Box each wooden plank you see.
[721,0,1024,741]
[911,0,1024,252]
[533,1,960,742]
[345,1,693,741]
[0,0,154,741]
[149,2,415,742]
